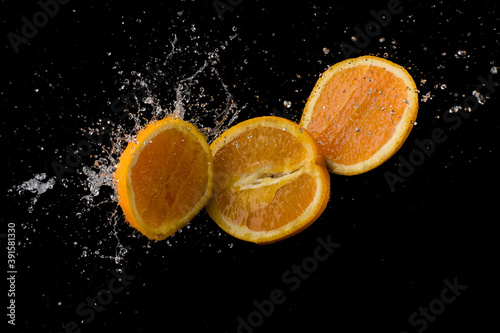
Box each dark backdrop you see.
[1,1,499,332]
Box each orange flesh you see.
[212,127,317,232]
[130,129,209,228]
[216,173,317,231]
[307,65,408,165]
[212,127,307,186]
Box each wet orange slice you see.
[206,116,330,244]
[300,55,419,175]
[115,116,213,240]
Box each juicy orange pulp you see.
[130,128,210,227]
[301,55,418,175]
[213,127,318,231]
[207,116,330,244]
[309,65,408,165]
[115,116,213,240]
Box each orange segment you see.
[114,116,213,240]
[215,173,318,231]
[300,55,419,175]
[206,116,330,244]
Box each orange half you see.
[206,116,330,244]
[300,55,419,175]
[115,116,213,240]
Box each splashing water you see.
[81,158,118,205]
[10,28,245,267]
[78,36,243,261]
[10,173,57,213]
[82,34,244,207]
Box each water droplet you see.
[455,50,467,58]
[440,84,447,90]
[491,66,498,74]
[473,90,486,105]
[143,97,154,104]
[283,100,292,108]
[421,92,432,102]
[322,47,330,55]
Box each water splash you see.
[80,38,244,208]
[10,28,245,268]
[10,173,57,213]
[73,33,244,264]
[81,158,117,204]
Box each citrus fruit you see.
[206,116,330,244]
[114,116,213,240]
[300,55,419,175]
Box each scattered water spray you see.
[9,28,245,266]
[10,173,57,213]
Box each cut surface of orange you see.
[300,55,419,175]
[115,116,213,240]
[206,116,330,244]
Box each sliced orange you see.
[300,55,419,175]
[206,116,330,244]
[114,116,213,240]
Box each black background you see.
[1,0,499,332]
